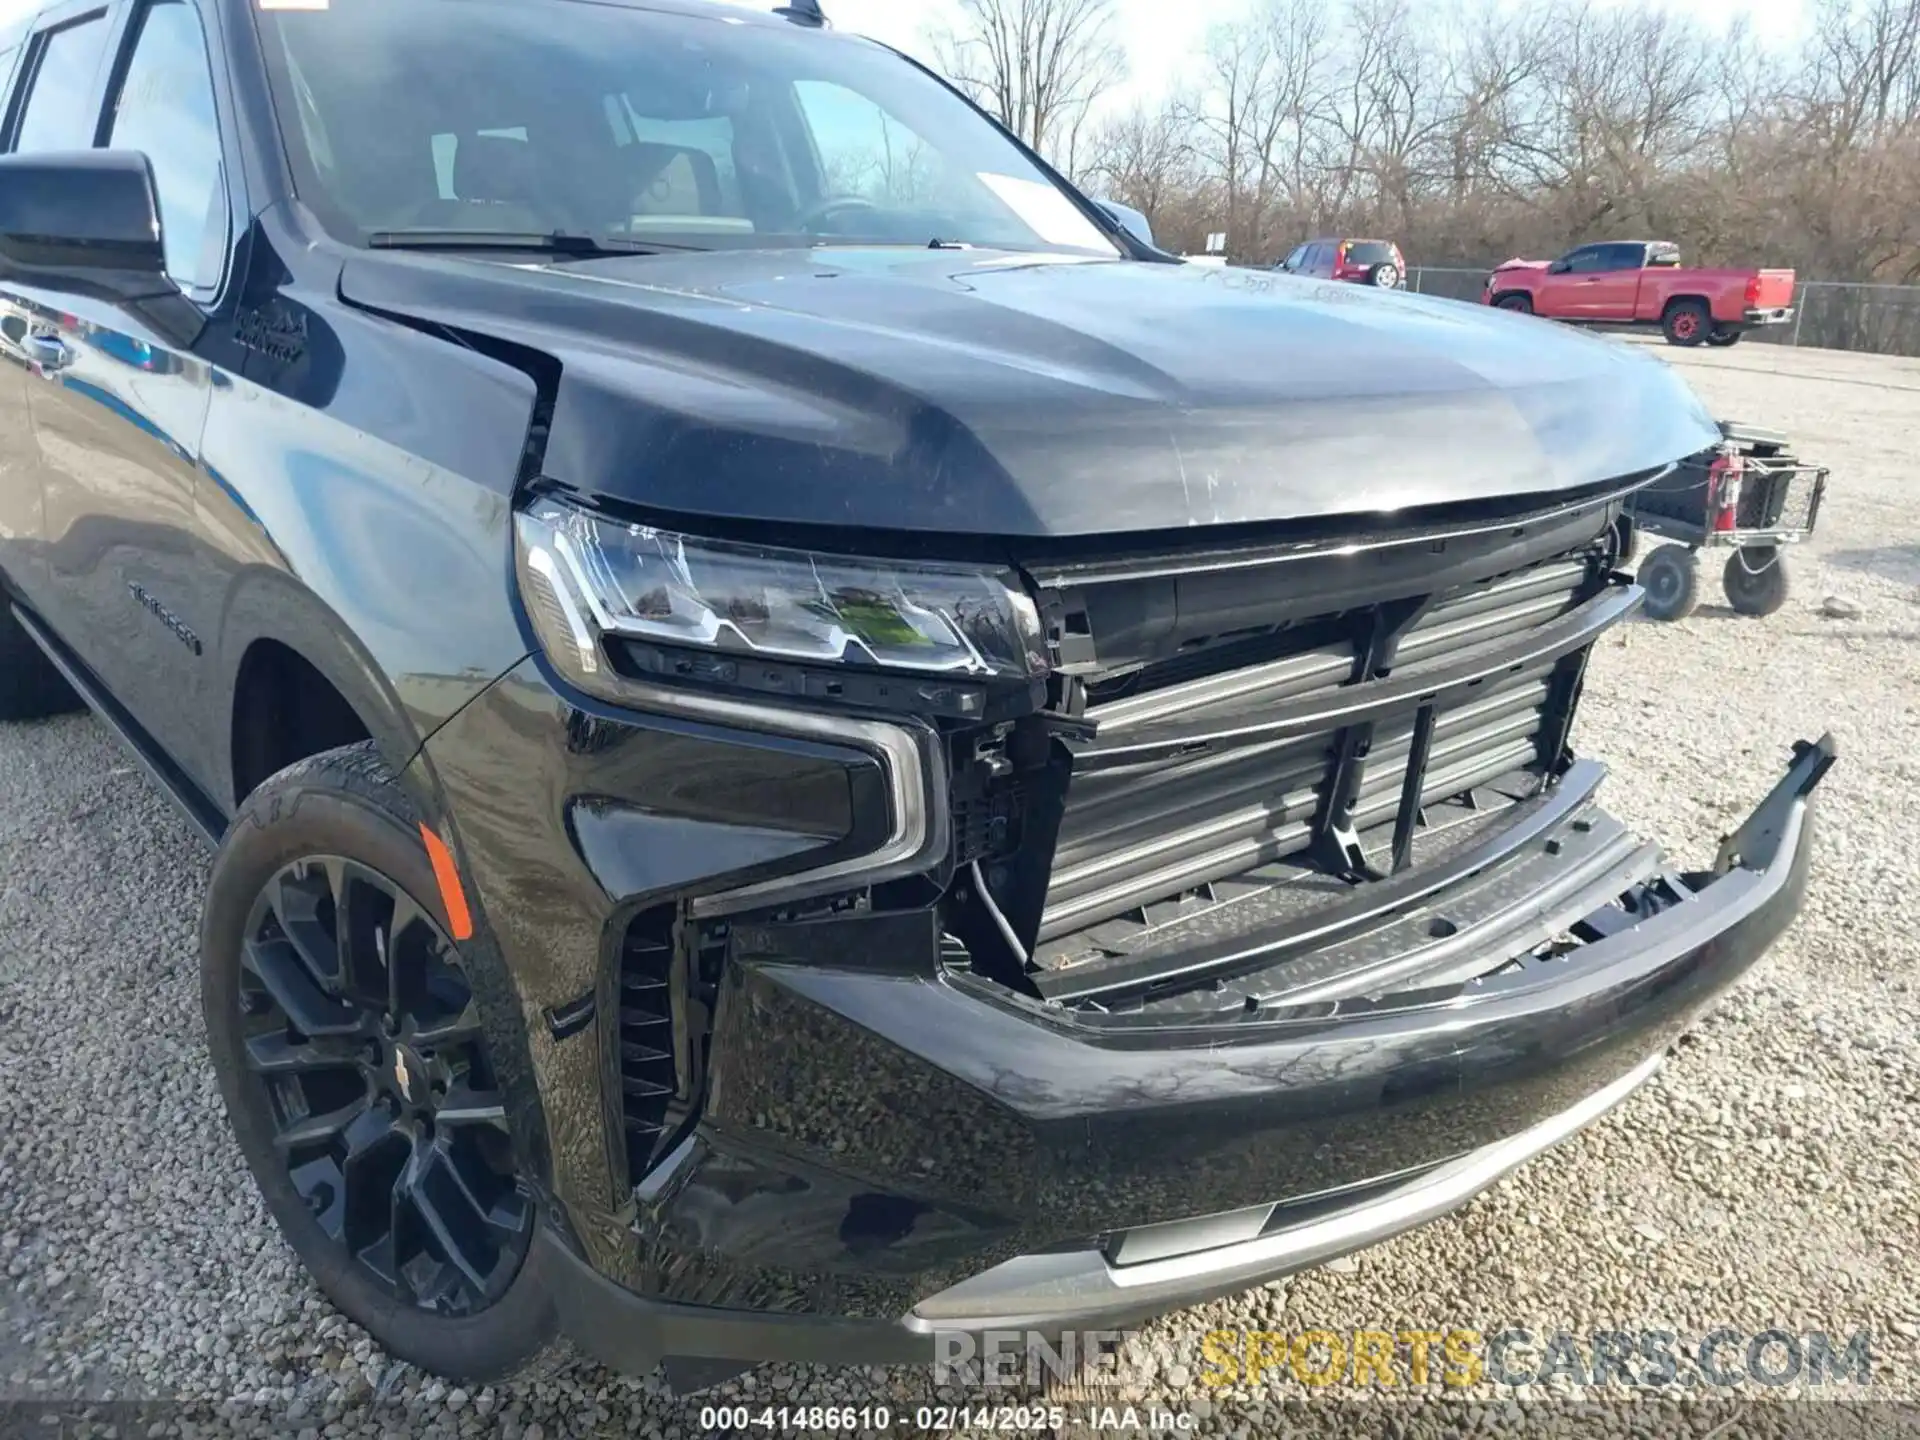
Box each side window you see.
[792,80,944,207]
[1603,243,1647,270]
[1282,244,1306,271]
[0,46,20,118]
[1563,246,1606,274]
[12,14,112,153]
[107,0,228,291]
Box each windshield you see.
[255,0,1119,257]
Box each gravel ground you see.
[3,339,1917,1438]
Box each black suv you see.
[0,0,1830,1390]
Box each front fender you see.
[211,565,455,802]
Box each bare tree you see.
[1080,101,1200,222]
[931,0,1127,165]
[1180,0,1333,255]
[923,0,1920,347]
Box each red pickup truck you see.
[1483,241,1795,347]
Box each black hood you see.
[339,246,1722,540]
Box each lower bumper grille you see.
[1038,550,1607,953]
[617,921,677,1183]
[616,913,727,1185]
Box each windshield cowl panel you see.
[255,0,1119,261]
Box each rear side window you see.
[1345,241,1396,266]
[107,0,228,291]
[0,46,20,119]
[12,13,112,153]
[1600,243,1645,270]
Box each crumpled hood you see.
[339,246,1721,540]
[1493,258,1552,272]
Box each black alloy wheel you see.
[238,854,531,1316]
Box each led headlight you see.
[514,496,1049,700]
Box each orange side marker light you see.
[420,823,475,940]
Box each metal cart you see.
[1624,421,1829,621]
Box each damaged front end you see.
[606,470,1831,1173]
[919,472,1683,1021]
[469,467,1832,1372]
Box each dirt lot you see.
[2,338,1916,1437]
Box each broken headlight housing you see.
[514,496,1049,711]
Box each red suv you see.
[1279,237,1406,288]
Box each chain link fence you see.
[1404,267,1920,358]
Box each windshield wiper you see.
[366,229,699,256]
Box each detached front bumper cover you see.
[908,733,1837,1331]
[541,734,1835,1373]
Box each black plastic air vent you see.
[617,921,677,1184]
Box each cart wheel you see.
[1723,546,1790,617]
[1639,544,1700,621]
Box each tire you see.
[1706,327,1743,347]
[1724,546,1790,617]
[0,602,83,721]
[1614,514,1639,568]
[202,741,562,1383]
[1369,263,1400,289]
[1663,300,1710,347]
[1638,544,1700,621]
[1495,294,1533,314]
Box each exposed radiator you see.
[1037,552,1599,947]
